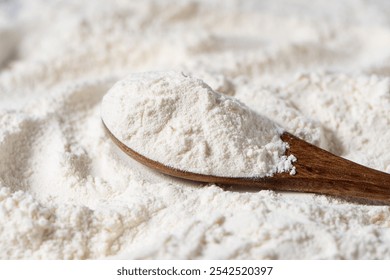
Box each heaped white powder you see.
[102,71,296,177]
[1,0,390,260]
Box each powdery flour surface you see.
[1,0,390,259]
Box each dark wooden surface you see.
[103,121,390,204]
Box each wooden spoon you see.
[102,120,390,204]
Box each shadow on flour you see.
[0,26,20,71]
[217,184,390,206]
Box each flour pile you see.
[102,71,296,177]
[1,0,390,259]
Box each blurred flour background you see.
[0,0,390,259]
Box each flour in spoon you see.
[102,72,296,177]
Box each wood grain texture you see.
[103,120,390,204]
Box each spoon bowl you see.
[103,120,390,204]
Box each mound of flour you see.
[1,0,390,260]
[102,71,296,177]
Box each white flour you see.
[102,71,296,177]
[1,0,390,259]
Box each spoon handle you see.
[253,133,390,203]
